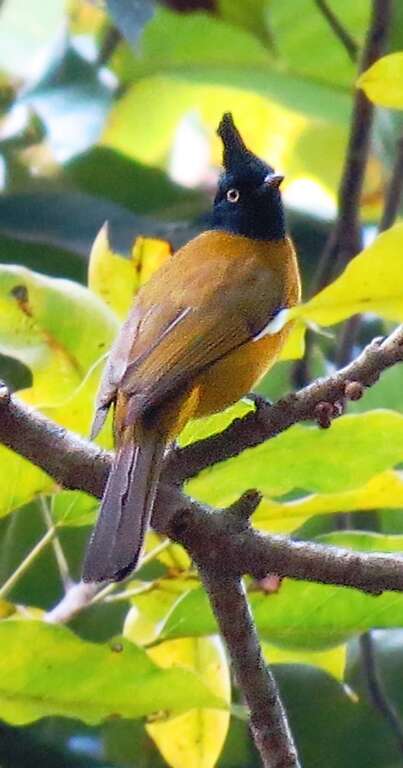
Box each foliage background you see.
[1,1,403,766]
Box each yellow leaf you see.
[254,470,403,533]
[263,642,346,681]
[88,224,138,320]
[146,637,231,768]
[291,223,403,328]
[88,227,172,320]
[132,236,172,286]
[279,318,306,360]
[357,53,403,109]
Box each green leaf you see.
[65,147,205,216]
[0,620,225,725]
[160,583,403,651]
[316,530,403,553]
[268,0,368,90]
[187,411,403,506]
[105,7,351,200]
[0,191,148,258]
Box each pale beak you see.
[264,173,284,189]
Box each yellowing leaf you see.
[279,318,306,360]
[88,226,172,320]
[88,224,138,320]
[146,637,231,768]
[357,53,403,109]
[263,642,346,681]
[291,223,403,328]
[132,236,172,286]
[254,470,403,533]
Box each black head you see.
[211,113,286,241]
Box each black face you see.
[211,160,286,241]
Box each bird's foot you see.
[246,392,272,425]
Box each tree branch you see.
[312,0,392,293]
[1,325,403,597]
[201,571,300,768]
[168,324,403,483]
[314,0,359,61]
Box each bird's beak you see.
[263,173,284,189]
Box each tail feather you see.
[83,427,165,583]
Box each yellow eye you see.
[226,188,240,203]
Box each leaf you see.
[65,147,205,216]
[88,225,172,319]
[146,637,231,768]
[50,490,98,528]
[187,411,403,507]
[0,191,150,258]
[105,6,352,200]
[316,530,403,553]
[124,577,199,646]
[0,620,225,726]
[0,264,118,517]
[357,52,403,109]
[88,224,137,319]
[255,471,403,534]
[292,223,403,327]
[106,0,155,49]
[262,642,346,681]
[0,264,118,407]
[160,583,403,651]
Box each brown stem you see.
[379,136,403,233]
[201,571,300,768]
[314,0,359,61]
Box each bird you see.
[83,113,301,583]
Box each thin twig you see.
[40,497,73,592]
[201,570,300,768]
[360,632,403,753]
[379,136,403,233]
[96,25,122,67]
[0,527,55,599]
[314,0,359,61]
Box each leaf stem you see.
[40,496,73,592]
[0,527,55,599]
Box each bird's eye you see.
[226,188,240,203]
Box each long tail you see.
[82,425,165,583]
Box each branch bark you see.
[1,325,403,597]
[201,571,300,768]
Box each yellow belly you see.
[194,322,291,416]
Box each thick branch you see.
[1,327,403,596]
[201,571,300,768]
